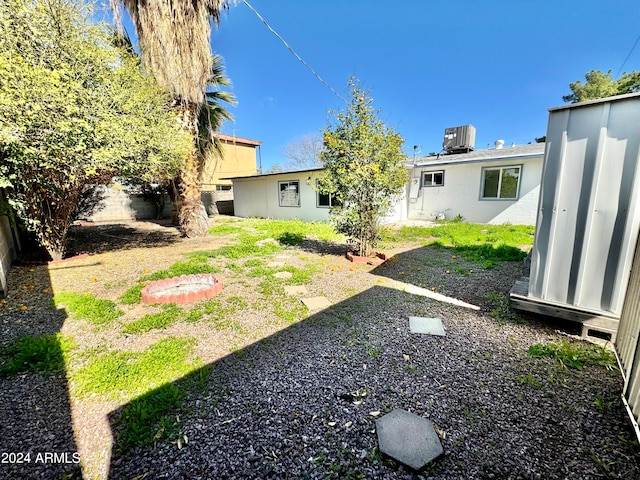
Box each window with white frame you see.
[422,170,444,187]
[481,165,521,199]
[278,180,300,207]
[316,180,341,208]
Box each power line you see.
[616,32,640,78]
[241,0,347,104]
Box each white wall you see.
[233,170,407,224]
[233,171,330,222]
[407,157,543,225]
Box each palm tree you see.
[110,0,232,236]
[170,54,236,223]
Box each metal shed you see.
[617,230,640,441]
[511,93,640,341]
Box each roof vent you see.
[443,125,476,154]
[494,139,505,149]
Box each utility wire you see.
[616,32,640,78]
[241,0,347,104]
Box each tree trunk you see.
[178,151,209,236]
[175,103,209,237]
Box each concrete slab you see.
[376,408,443,471]
[267,261,285,268]
[274,271,293,279]
[301,296,331,311]
[284,285,308,296]
[409,317,446,336]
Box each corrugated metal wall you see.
[529,93,640,316]
[617,230,640,435]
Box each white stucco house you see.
[408,142,545,224]
[224,167,408,224]
[226,142,545,226]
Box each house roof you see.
[221,166,324,181]
[213,132,262,147]
[413,143,545,168]
[223,143,546,180]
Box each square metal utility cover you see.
[376,408,444,471]
[409,317,445,336]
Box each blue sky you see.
[210,0,640,170]
[110,1,640,171]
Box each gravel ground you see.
[1,220,639,480]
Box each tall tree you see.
[110,0,234,237]
[0,0,190,260]
[319,78,408,257]
[563,69,640,103]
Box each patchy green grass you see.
[72,337,200,400]
[280,264,320,285]
[141,260,220,282]
[382,222,534,268]
[202,218,342,260]
[115,366,214,453]
[273,298,308,324]
[485,293,526,324]
[122,305,183,334]
[119,284,144,305]
[54,292,123,325]
[528,340,617,370]
[0,334,75,377]
[208,224,245,236]
[190,241,282,260]
[115,382,185,453]
[257,276,285,296]
[240,218,342,244]
[247,265,276,278]
[243,258,264,268]
[181,296,246,330]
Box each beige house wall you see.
[201,134,260,191]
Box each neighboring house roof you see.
[213,132,262,147]
[413,143,545,168]
[222,167,324,181]
[223,143,546,180]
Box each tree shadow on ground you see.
[371,244,582,333]
[64,221,182,257]
[0,264,80,479]
[293,238,351,257]
[106,278,639,479]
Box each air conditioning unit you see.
[443,125,476,154]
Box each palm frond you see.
[110,0,232,106]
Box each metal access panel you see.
[529,93,640,316]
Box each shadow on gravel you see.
[370,244,583,336]
[64,221,181,257]
[0,264,80,479]
[106,272,640,479]
[371,244,522,311]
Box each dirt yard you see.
[0,219,638,479]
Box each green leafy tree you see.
[0,0,190,260]
[563,69,640,103]
[110,0,235,237]
[319,78,408,257]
